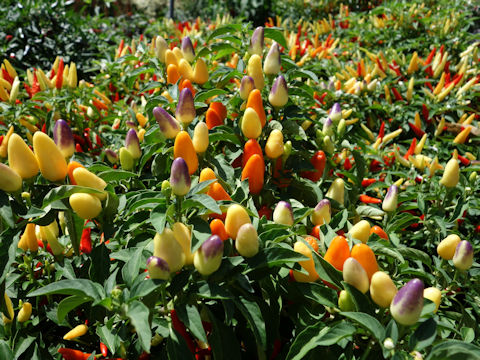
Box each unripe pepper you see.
[19,223,38,252]
[0,126,14,158]
[225,204,251,240]
[178,59,194,81]
[249,26,264,56]
[153,228,185,273]
[329,103,342,122]
[343,257,369,293]
[119,147,134,171]
[311,199,331,226]
[292,240,319,282]
[273,201,294,226]
[246,89,266,127]
[174,131,198,174]
[235,223,259,257]
[3,292,14,323]
[63,324,88,340]
[194,235,224,275]
[282,141,292,163]
[423,287,441,313]
[170,157,191,196]
[192,122,209,154]
[33,132,67,182]
[324,235,350,271]
[350,243,378,280]
[326,178,345,205]
[181,36,195,62]
[147,256,170,280]
[172,222,193,265]
[0,163,22,193]
[176,88,196,126]
[370,271,397,308]
[338,290,355,311]
[125,129,142,160]
[104,149,118,164]
[241,154,264,195]
[453,240,474,271]
[265,129,284,159]
[53,120,75,159]
[382,185,399,212]
[240,76,255,100]
[193,58,209,85]
[8,133,39,179]
[264,41,281,75]
[269,75,288,109]
[73,167,107,200]
[437,234,461,260]
[247,54,264,90]
[153,107,180,139]
[241,108,262,139]
[439,152,459,188]
[348,220,371,244]
[37,221,64,255]
[165,49,178,66]
[17,302,32,323]
[390,279,424,326]
[69,193,102,220]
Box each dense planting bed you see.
[0,0,479,359]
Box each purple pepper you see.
[264,41,281,75]
[194,235,224,275]
[175,88,196,125]
[269,75,288,109]
[153,107,180,139]
[125,129,141,159]
[249,26,264,56]
[311,199,331,226]
[53,119,74,158]
[105,149,118,164]
[181,36,196,62]
[453,240,474,271]
[273,201,294,226]
[329,103,342,122]
[382,185,398,212]
[240,76,256,100]
[390,278,424,326]
[147,256,170,280]
[170,157,191,196]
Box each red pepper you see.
[257,205,272,220]
[56,58,64,90]
[456,154,470,166]
[425,47,436,65]
[404,138,417,159]
[444,72,451,87]
[58,348,92,360]
[408,122,425,138]
[391,87,403,101]
[377,121,385,139]
[376,57,384,72]
[421,104,429,123]
[425,81,434,91]
[357,62,362,77]
[0,135,3,146]
[1,68,13,84]
[370,159,382,172]
[361,178,377,187]
[444,61,450,74]
[301,150,326,182]
[344,157,352,170]
[439,44,445,56]
[117,39,125,58]
[359,194,382,204]
[41,123,47,133]
[171,309,195,353]
[80,227,92,254]
[452,73,463,86]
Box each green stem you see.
[175,195,183,223]
[64,209,80,256]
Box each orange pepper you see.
[207,182,231,201]
[205,108,223,129]
[209,102,227,121]
[241,154,265,195]
[324,235,350,271]
[56,58,64,89]
[210,219,229,241]
[304,235,319,252]
[242,139,264,168]
[246,89,266,127]
[167,64,180,84]
[199,167,217,184]
[173,131,198,175]
[67,161,85,185]
[370,225,389,241]
[179,79,195,96]
[350,243,378,280]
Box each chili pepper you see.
[63,324,88,340]
[246,89,267,127]
[8,134,39,179]
[265,130,284,159]
[391,87,403,101]
[193,58,209,85]
[154,228,185,273]
[55,58,64,90]
[172,222,193,265]
[241,154,265,195]
[80,227,92,254]
[359,194,381,204]
[58,348,92,360]
[391,279,424,326]
[174,131,198,175]
[377,121,385,139]
[73,167,107,200]
[69,193,102,220]
[350,243,378,280]
[32,132,68,182]
[370,159,382,172]
[457,154,470,166]
[361,178,376,187]
[301,150,326,182]
[408,122,425,138]
[370,271,397,308]
[99,342,108,357]
[324,235,350,271]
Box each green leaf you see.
[0,192,14,228]
[343,282,375,315]
[409,318,437,351]
[356,205,386,218]
[191,217,211,253]
[206,309,242,360]
[57,295,91,323]
[28,279,105,301]
[195,89,228,103]
[183,194,221,214]
[127,300,151,353]
[311,251,343,289]
[234,297,266,350]
[286,321,356,360]
[426,340,480,360]
[122,247,143,287]
[167,326,196,360]
[96,325,117,358]
[197,281,232,300]
[130,279,165,299]
[0,340,13,359]
[264,27,288,48]
[246,247,308,270]
[150,203,171,234]
[292,282,337,308]
[98,169,137,182]
[340,312,386,342]
[13,336,35,359]
[176,304,208,343]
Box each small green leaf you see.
[340,311,386,342]
[127,300,151,353]
[57,295,91,323]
